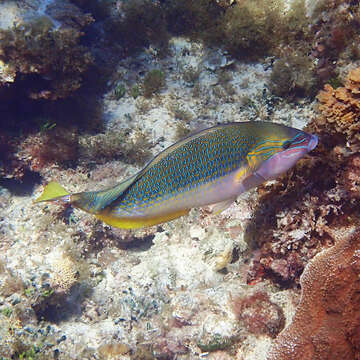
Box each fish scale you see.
[119,126,255,212]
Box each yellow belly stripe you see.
[95,209,190,229]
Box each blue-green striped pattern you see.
[115,126,258,211]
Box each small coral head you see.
[254,130,318,181]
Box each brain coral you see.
[267,226,360,360]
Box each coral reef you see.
[315,67,360,145]
[248,67,360,285]
[3,1,360,358]
[268,226,360,360]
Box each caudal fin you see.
[34,182,70,203]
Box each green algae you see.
[0,18,92,100]
[1,307,12,318]
[143,69,166,98]
[197,333,235,352]
[114,83,126,100]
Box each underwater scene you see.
[0,0,360,359]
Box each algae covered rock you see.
[0,17,93,100]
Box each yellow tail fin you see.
[34,182,70,203]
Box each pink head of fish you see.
[254,132,318,182]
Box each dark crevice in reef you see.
[0,170,42,196]
[32,283,90,324]
[0,67,105,134]
[117,234,156,252]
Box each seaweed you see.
[164,0,223,36]
[104,0,170,56]
[19,128,79,173]
[269,54,318,98]
[78,129,152,166]
[143,69,166,98]
[209,0,285,58]
[0,18,93,100]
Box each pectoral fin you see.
[234,166,250,184]
[234,166,266,193]
[241,172,266,192]
[210,197,236,215]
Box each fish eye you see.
[282,140,292,149]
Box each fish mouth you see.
[307,134,318,151]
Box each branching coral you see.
[268,226,360,360]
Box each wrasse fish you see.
[35,121,318,229]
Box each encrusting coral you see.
[231,290,285,338]
[267,226,360,360]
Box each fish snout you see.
[307,134,318,152]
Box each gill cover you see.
[254,133,318,181]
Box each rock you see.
[202,49,234,72]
